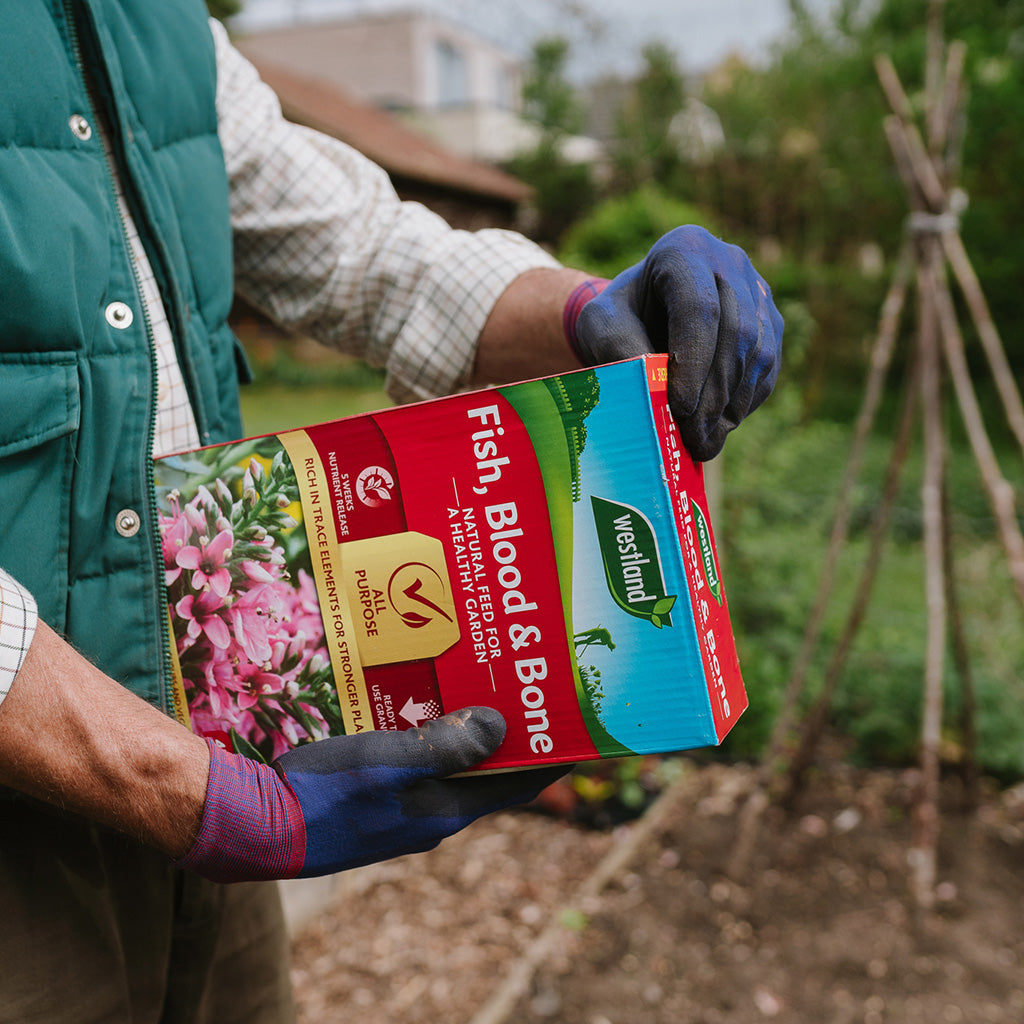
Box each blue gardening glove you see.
[177,707,564,882]
[566,226,784,461]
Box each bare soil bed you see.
[290,761,1024,1023]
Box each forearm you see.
[0,620,210,858]
[472,266,591,386]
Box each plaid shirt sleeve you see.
[210,19,561,405]
[0,569,38,708]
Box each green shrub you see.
[557,187,720,278]
[717,369,1024,781]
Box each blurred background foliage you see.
[511,0,1024,786]
[238,0,1024,790]
[206,0,242,21]
[515,0,1024,407]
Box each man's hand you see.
[178,707,564,882]
[569,226,784,461]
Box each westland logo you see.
[689,496,722,605]
[591,497,676,629]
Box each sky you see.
[232,0,818,80]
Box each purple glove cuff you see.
[562,277,609,363]
[175,738,307,883]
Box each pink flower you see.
[240,559,276,583]
[176,528,233,597]
[279,716,301,748]
[183,501,208,533]
[234,662,286,712]
[266,725,295,761]
[161,463,339,760]
[159,496,193,586]
[201,652,237,715]
[160,516,192,586]
[191,703,258,743]
[176,590,231,650]
[230,583,283,665]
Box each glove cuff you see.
[175,738,307,883]
[562,277,609,363]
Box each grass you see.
[239,381,391,437]
[237,343,391,436]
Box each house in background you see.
[244,55,532,231]
[237,10,521,111]
[236,9,600,166]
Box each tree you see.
[521,37,583,137]
[689,0,1024,378]
[612,43,686,190]
[506,37,596,244]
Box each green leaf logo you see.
[591,496,677,629]
[690,498,722,605]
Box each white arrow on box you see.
[400,696,430,727]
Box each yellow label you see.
[340,532,461,665]
[279,430,373,734]
[166,606,192,731]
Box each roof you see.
[245,58,532,206]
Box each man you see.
[0,3,782,1021]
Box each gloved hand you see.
[566,226,784,461]
[177,707,563,882]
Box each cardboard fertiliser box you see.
[154,355,746,769]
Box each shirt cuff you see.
[0,569,38,707]
[384,232,562,405]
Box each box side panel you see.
[645,359,748,740]
[566,358,719,753]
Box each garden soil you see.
[290,760,1024,1023]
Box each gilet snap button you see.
[105,302,134,329]
[69,113,92,141]
[115,509,141,537]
